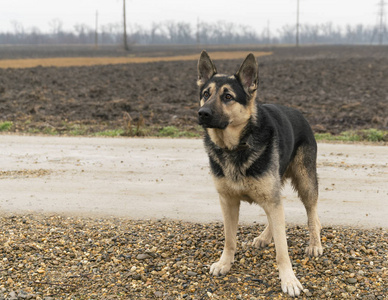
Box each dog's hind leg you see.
[252,224,272,248]
[210,194,240,276]
[300,185,323,257]
[289,146,323,257]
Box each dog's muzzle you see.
[198,107,228,129]
[198,107,213,125]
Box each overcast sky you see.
[0,0,383,34]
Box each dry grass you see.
[0,51,272,69]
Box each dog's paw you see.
[209,261,232,276]
[305,245,323,257]
[280,272,303,297]
[252,227,273,248]
[252,236,272,248]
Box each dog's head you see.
[197,51,258,130]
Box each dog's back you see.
[258,103,317,177]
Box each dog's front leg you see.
[264,201,303,297]
[210,195,240,276]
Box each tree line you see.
[0,20,386,45]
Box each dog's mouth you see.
[198,119,229,130]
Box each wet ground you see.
[1,135,387,228]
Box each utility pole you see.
[95,10,98,49]
[296,0,300,47]
[378,0,386,45]
[123,0,129,51]
[267,20,270,44]
[196,17,200,46]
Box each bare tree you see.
[278,25,296,44]
[74,23,92,43]
[11,20,24,35]
[165,21,177,42]
[176,22,192,43]
[1,19,387,45]
[301,24,320,44]
[151,22,165,44]
[49,18,63,35]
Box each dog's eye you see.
[203,91,210,100]
[224,94,234,101]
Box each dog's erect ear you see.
[197,50,217,87]
[235,53,258,95]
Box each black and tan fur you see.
[197,51,323,297]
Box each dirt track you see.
[0,51,272,68]
[1,135,387,228]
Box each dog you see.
[197,51,323,297]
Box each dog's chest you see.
[213,172,278,205]
[208,144,268,182]
[210,151,253,181]
[223,154,252,181]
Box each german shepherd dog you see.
[197,51,323,297]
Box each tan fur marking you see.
[213,172,280,206]
[207,89,258,150]
[220,84,237,99]
[200,82,217,106]
[283,147,318,203]
[283,146,322,256]
[206,82,216,96]
[211,140,280,202]
[207,126,244,150]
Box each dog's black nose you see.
[198,107,212,123]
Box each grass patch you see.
[92,126,200,138]
[3,119,386,143]
[156,126,201,138]
[94,129,125,137]
[315,129,387,142]
[42,127,58,135]
[0,121,13,132]
[362,128,387,142]
[68,125,88,136]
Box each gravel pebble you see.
[137,253,151,260]
[0,214,386,299]
[346,285,357,293]
[347,278,357,284]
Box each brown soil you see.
[0,45,387,135]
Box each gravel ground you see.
[0,214,386,299]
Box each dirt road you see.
[1,135,387,228]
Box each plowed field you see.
[0,45,387,135]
